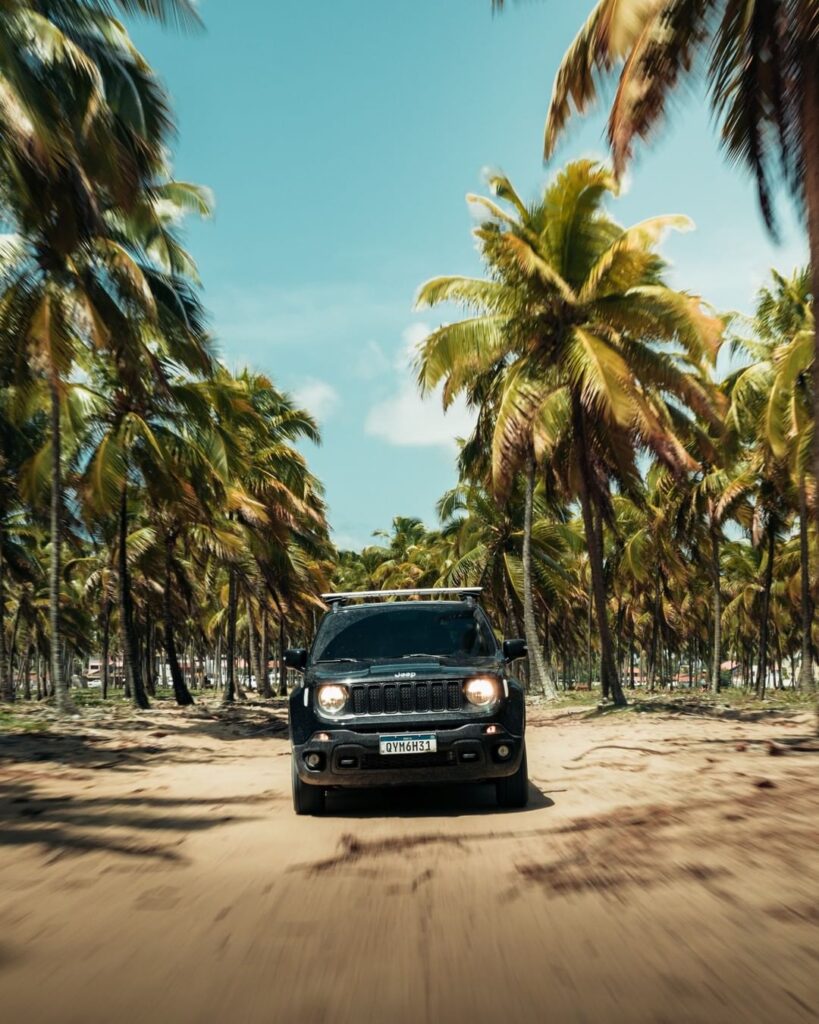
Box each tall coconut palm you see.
[201,368,330,703]
[436,351,559,696]
[438,480,582,677]
[0,3,199,711]
[0,370,44,701]
[54,180,212,708]
[494,0,819,519]
[417,161,722,705]
[726,268,815,691]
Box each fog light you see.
[305,752,321,769]
[497,744,511,760]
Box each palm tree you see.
[200,368,330,703]
[0,4,199,711]
[438,483,527,638]
[610,473,693,690]
[369,517,444,590]
[0,372,44,701]
[494,0,819,519]
[726,268,816,692]
[417,161,722,705]
[438,478,583,690]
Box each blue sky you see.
[132,0,807,549]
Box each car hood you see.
[307,657,501,684]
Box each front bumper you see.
[292,720,523,788]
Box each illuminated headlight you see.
[464,676,498,708]
[316,684,349,714]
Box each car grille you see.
[350,680,464,716]
[359,750,456,770]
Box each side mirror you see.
[284,648,308,672]
[502,638,527,662]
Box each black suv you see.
[286,588,528,815]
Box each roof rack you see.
[321,587,482,607]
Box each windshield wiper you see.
[314,657,368,665]
[397,653,447,661]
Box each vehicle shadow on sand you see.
[323,781,553,819]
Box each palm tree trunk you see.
[164,534,194,706]
[278,616,288,697]
[756,520,776,699]
[258,607,272,698]
[19,639,32,700]
[101,599,111,700]
[710,523,722,693]
[143,608,155,697]
[501,563,526,652]
[223,567,237,704]
[0,547,12,702]
[615,599,624,683]
[522,452,557,698]
[574,407,625,705]
[798,476,815,691]
[246,599,259,694]
[647,594,659,692]
[49,379,73,713]
[803,49,819,534]
[253,606,263,691]
[118,484,149,709]
[586,576,593,688]
[543,609,555,686]
[500,564,514,638]
[656,620,664,690]
[235,634,247,701]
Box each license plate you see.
[379,733,437,755]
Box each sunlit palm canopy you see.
[416,160,722,503]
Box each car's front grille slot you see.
[361,751,456,770]
[349,680,464,716]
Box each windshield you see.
[312,604,497,663]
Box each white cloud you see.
[354,339,392,380]
[363,320,473,449]
[209,283,402,353]
[365,380,474,450]
[292,378,340,422]
[331,530,371,552]
[396,321,432,371]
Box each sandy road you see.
[1,701,817,1024]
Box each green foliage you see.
[0,1,331,710]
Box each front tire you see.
[292,755,325,815]
[496,744,528,809]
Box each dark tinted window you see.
[312,604,497,662]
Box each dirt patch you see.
[1,700,817,1023]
